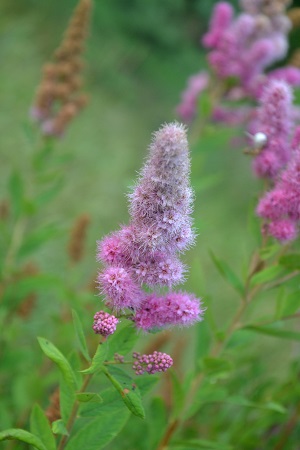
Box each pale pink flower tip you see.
[132,351,173,375]
[93,310,119,337]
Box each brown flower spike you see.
[31,0,92,137]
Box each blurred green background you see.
[1,0,300,447]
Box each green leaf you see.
[106,322,138,359]
[281,290,300,316]
[19,225,61,258]
[34,181,64,208]
[81,341,108,374]
[171,439,233,449]
[72,309,91,363]
[202,357,233,378]
[30,404,56,450]
[64,409,130,450]
[38,337,77,389]
[169,370,184,420]
[0,429,47,450]
[250,265,284,287]
[59,376,76,423]
[279,254,300,271]
[209,250,244,295]
[52,419,69,436]
[259,244,281,261]
[8,171,24,218]
[102,367,145,419]
[148,397,167,448]
[76,393,102,403]
[242,325,300,341]
[79,387,125,417]
[198,92,212,120]
[196,320,211,361]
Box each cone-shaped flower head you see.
[129,122,195,254]
[96,123,202,329]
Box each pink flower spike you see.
[202,2,234,48]
[93,311,119,337]
[176,71,209,122]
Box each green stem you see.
[2,217,27,278]
[57,374,93,450]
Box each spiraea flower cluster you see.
[132,351,173,375]
[30,0,91,137]
[93,311,119,337]
[96,123,203,332]
[177,0,300,125]
[257,126,300,242]
[250,79,293,178]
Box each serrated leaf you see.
[81,341,108,374]
[242,324,300,341]
[64,409,130,450]
[38,337,77,389]
[52,419,68,436]
[250,265,284,287]
[72,309,91,363]
[76,393,102,403]
[102,367,145,418]
[0,429,47,450]
[209,250,244,295]
[18,225,61,258]
[30,404,56,450]
[8,171,24,218]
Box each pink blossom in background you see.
[202,2,233,48]
[257,128,300,242]
[176,72,209,122]
[251,80,293,178]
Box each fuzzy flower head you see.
[93,311,118,337]
[96,123,203,332]
[252,80,293,178]
[132,351,173,375]
[129,122,194,254]
[134,292,203,331]
[97,266,142,311]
